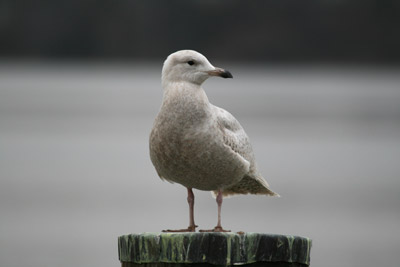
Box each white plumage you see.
[149,50,278,232]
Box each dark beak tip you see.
[221,70,233,79]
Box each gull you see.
[149,50,279,232]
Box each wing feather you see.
[212,105,279,197]
[212,105,255,164]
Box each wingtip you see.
[266,190,280,197]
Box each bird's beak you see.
[207,68,233,79]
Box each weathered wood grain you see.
[118,233,311,266]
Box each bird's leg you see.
[213,190,231,232]
[187,187,196,230]
[162,188,198,232]
[200,190,230,232]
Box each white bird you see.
[149,50,278,232]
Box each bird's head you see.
[162,50,233,86]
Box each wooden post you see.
[118,233,312,266]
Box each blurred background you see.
[1,1,400,267]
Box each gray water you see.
[1,63,399,267]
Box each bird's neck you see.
[162,81,210,107]
[160,81,211,120]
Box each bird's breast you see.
[149,90,248,190]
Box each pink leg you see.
[187,188,196,230]
[162,188,197,232]
[200,190,230,232]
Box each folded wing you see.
[212,105,279,197]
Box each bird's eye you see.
[187,60,195,66]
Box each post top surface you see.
[118,232,311,266]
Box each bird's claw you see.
[162,225,198,232]
[199,226,231,233]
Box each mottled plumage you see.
[149,50,278,232]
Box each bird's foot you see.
[162,225,197,233]
[199,226,231,233]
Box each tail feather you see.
[215,175,280,197]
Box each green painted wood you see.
[121,263,308,267]
[118,233,312,266]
